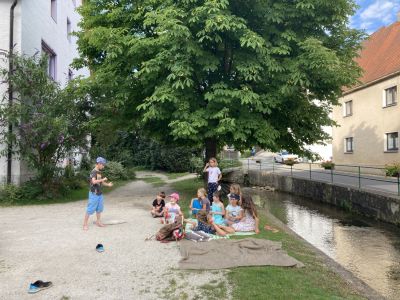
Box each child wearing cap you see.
[151,191,166,218]
[225,193,242,225]
[163,192,182,224]
[203,157,222,205]
[83,157,113,231]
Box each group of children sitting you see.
[150,183,260,237]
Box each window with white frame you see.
[345,137,353,153]
[67,18,72,42]
[51,0,57,22]
[42,41,56,80]
[386,132,398,151]
[344,100,353,116]
[384,86,397,107]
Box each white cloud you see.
[360,0,400,23]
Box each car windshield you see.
[281,151,289,155]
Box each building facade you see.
[332,18,400,167]
[0,0,88,183]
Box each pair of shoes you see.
[28,280,53,294]
[96,244,104,253]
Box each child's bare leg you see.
[83,214,90,230]
[96,212,105,227]
[219,225,235,234]
[255,217,260,234]
[212,223,227,236]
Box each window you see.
[42,41,56,80]
[345,137,353,153]
[68,69,73,81]
[344,100,353,116]
[386,132,398,151]
[384,86,397,107]
[51,0,57,22]
[67,18,71,42]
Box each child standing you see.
[83,157,113,231]
[151,191,166,218]
[189,188,206,217]
[210,191,225,225]
[225,193,242,225]
[163,193,182,224]
[203,157,222,205]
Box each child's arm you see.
[103,181,113,187]
[91,177,108,185]
[189,198,194,211]
[235,210,244,221]
[254,216,260,234]
[203,162,209,172]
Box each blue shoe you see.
[28,280,52,294]
[96,244,104,253]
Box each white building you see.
[0,0,88,183]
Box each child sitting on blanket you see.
[151,191,166,218]
[187,211,227,236]
[228,183,242,204]
[189,188,206,217]
[210,191,225,225]
[217,194,260,234]
[163,193,182,224]
[225,193,242,225]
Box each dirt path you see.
[0,175,230,300]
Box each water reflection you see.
[249,189,400,300]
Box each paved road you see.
[241,156,400,196]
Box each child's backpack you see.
[156,215,184,242]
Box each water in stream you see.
[248,189,400,300]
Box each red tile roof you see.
[355,21,400,87]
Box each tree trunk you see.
[205,138,217,161]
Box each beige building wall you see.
[332,75,400,167]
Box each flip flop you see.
[28,280,53,294]
[96,244,104,253]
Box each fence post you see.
[309,163,312,180]
[358,166,361,189]
[247,159,249,171]
[272,159,275,173]
[291,165,293,177]
[259,160,261,171]
[398,174,400,196]
[330,168,333,184]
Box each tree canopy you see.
[75,0,364,158]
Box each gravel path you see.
[0,175,231,300]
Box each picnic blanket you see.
[179,238,304,270]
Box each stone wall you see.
[223,169,400,226]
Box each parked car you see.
[274,151,302,163]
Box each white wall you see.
[0,0,88,183]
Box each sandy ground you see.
[0,173,231,300]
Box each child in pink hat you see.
[163,193,182,224]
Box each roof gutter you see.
[8,0,18,184]
[343,70,400,96]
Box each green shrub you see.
[0,184,23,204]
[385,162,400,177]
[321,161,335,170]
[126,167,137,180]
[103,161,128,181]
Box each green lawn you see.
[166,172,190,180]
[137,176,166,187]
[1,180,129,206]
[172,178,365,300]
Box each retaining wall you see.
[223,169,400,226]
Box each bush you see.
[0,184,23,204]
[385,162,400,177]
[321,161,335,170]
[102,161,128,181]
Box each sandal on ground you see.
[96,244,104,253]
[28,280,53,294]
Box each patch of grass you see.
[166,172,190,180]
[131,165,149,171]
[139,176,166,187]
[199,282,227,299]
[172,178,365,300]
[2,180,130,206]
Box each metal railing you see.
[242,158,400,196]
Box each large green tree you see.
[75,0,364,159]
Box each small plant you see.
[284,158,296,166]
[321,161,335,170]
[385,162,400,177]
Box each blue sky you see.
[351,0,400,33]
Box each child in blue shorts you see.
[83,157,113,231]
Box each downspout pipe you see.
[7,0,18,184]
